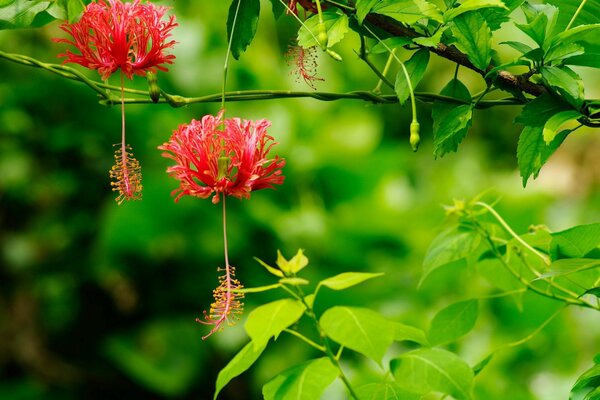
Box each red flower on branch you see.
[159,110,286,204]
[54,0,177,80]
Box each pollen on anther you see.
[110,144,143,205]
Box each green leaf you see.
[478,0,524,30]
[546,23,600,51]
[432,78,471,134]
[563,41,600,68]
[421,225,480,285]
[444,0,507,22]
[394,49,429,106]
[319,272,384,291]
[550,223,600,260]
[515,94,573,186]
[392,322,429,345]
[501,40,534,54]
[544,42,585,64]
[371,37,413,54]
[517,125,570,186]
[542,110,581,143]
[572,360,600,399]
[547,0,600,29]
[451,11,492,70]
[428,300,479,345]
[390,348,474,400]
[433,104,473,158]
[276,249,309,274]
[226,0,260,60]
[298,11,349,48]
[355,382,421,400]
[244,299,305,348]
[0,0,52,29]
[372,0,442,25]
[541,66,585,108]
[472,354,494,376]
[515,93,570,126]
[356,0,380,24]
[255,257,284,277]
[320,306,396,363]
[515,2,559,47]
[412,27,446,47]
[262,358,338,400]
[214,341,267,400]
[539,258,600,279]
[268,0,285,19]
[56,0,84,22]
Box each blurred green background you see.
[0,1,599,399]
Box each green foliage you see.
[214,341,267,399]
[226,0,260,60]
[428,299,479,345]
[390,348,475,399]
[318,272,384,291]
[297,11,349,49]
[394,49,429,106]
[321,306,396,363]
[450,11,492,71]
[244,299,305,348]
[262,357,338,400]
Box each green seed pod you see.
[409,120,420,152]
[146,71,160,103]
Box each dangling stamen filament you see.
[109,71,142,204]
[197,196,244,339]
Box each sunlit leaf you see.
[517,125,569,186]
[390,348,474,400]
[320,306,396,363]
[276,249,309,274]
[515,2,559,47]
[428,299,479,345]
[245,299,305,348]
[298,11,349,48]
[214,341,267,400]
[355,382,421,400]
[571,358,600,400]
[226,0,260,60]
[432,78,471,134]
[542,110,581,143]
[262,357,338,400]
[371,37,413,54]
[451,11,492,70]
[319,272,384,291]
[541,65,585,108]
[0,0,52,29]
[392,322,428,345]
[372,0,442,25]
[394,49,429,106]
[356,0,380,24]
[538,258,600,279]
[444,0,507,22]
[544,42,585,64]
[433,104,473,158]
[421,225,480,285]
[550,223,600,260]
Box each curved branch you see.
[360,12,548,97]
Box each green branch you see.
[0,50,523,109]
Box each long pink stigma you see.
[197,265,244,340]
[110,144,143,204]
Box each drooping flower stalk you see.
[196,196,244,339]
[54,0,177,203]
[109,71,142,203]
[160,111,285,338]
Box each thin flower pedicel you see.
[54,0,177,204]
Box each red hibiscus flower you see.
[55,0,177,80]
[159,110,286,204]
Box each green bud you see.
[410,120,420,152]
[326,49,342,61]
[146,71,160,103]
[318,23,328,50]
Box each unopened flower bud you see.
[410,120,420,152]
[326,49,342,61]
[318,23,328,50]
[146,71,160,103]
